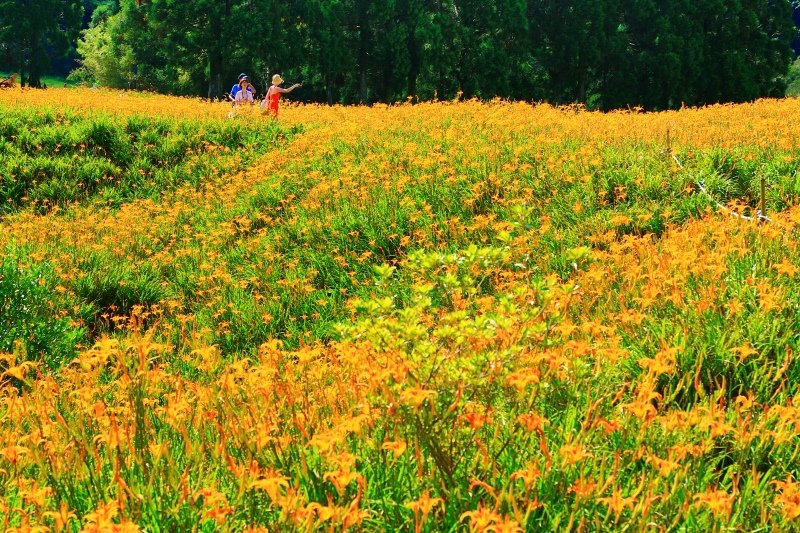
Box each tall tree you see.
[418,0,462,100]
[240,0,304,96]
[0,0,83,87]
[294,0,354,103]
[696,0,794,103]
[71,7,137,88]
[454,0,532,99]
[69,0,796,108]
[146,0,233,98]
[601,0,705,109]
[353,0,377,102]
[533,0,612,104]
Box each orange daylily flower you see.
[693,488,735,518]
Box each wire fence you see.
[668,149,772,223]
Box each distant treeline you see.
[1,0,797,109]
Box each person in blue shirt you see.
[230,73,255,99]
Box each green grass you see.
[0,104,299,367]
[0,70,74,88]
[0,104,296,213]
[0,246,90,368]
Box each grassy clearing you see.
[1,91,800,531]
[0,70,72,88]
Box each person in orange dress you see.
[262,74,301,117]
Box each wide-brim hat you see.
[272,74,284,85]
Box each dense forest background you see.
[0,0,798,109]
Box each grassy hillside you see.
[2,89,800,531]
[0,105,289,212]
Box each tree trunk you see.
[207,0,229,99]
[407,34,420,101]
[208,52,223,99]
[406,12,419,100]
[28,31,42,88]
[360,71,367,103]
[357,0,369,103]
[326,84,334,105]
[18,39,26,87]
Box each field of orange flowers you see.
[2,88,800,531]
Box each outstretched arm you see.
[275,83,301,94]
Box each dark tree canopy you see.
[0,0,83,87]
[2,0,797,109]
